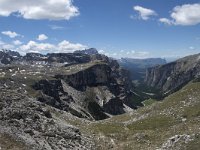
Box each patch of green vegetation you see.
[152,82,200,112]
[0,133,27,150]
[24,76,57,98]
[109,113,132,123]
[142,99,157,106]
[182,103,200,119]
[127,115,176,131]
[63,61,106,75]
[128,95,144,107]
[185,134,200,150]
[89,123,125,135]
[85,81,200,149]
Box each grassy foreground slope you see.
[64,80,200,150]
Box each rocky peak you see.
[1,49,21,57]
[24,53,46,61]
[74,48,99,55]
[0,49,21,64]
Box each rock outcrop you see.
[0,48,135,120]
[145,53,200,94]
[0,89,94,150]
[0,49,20,65]
[74,48,99,55]
[32,61,133,120]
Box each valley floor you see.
[58,81,200,150]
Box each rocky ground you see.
[0,89,94,150]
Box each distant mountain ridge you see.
[0,49,105,66]
[118,57,167,81]
[145,53,200,95]
[1,48,200,149]
[74,48,99,55]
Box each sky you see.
[0,0,200,59]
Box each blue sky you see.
[0,0,200,58]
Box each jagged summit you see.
[0,48,102,65]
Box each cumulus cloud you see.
[159,18,173,25]
[159,3,200,26]
[2,44,15,49]
[18,41,54,54]
[17,40,87,54]
[133,6,157,20]
[0,0,79,20]
[13,40,22,45]
[1,31,20,38]
[58,40,88,52]
[37,34,48,41]
[0,40,15,49]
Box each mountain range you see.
[0,48,200,150]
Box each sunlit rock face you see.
[145,53,200,95]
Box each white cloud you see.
[1,31,20,38]
[58,40,88,53]
[19,41,55,54]
[17,40,87,54]
[131,50,135,54]
[120,50,150,58]
[13,40,22,45]
[0,41,15,50]
[2,44,15,49]
[98,50,105,54]
[134,51,149,57]
[160,3,200,26]
[112,53,117,56]
[159,18,173,25]
[133,6,157,20]
[0,0,79,20]
[49,25,64,30]
[37,34,48,41]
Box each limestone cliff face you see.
[145,53,200,94]
[0,49,134,120]
[32,62,133,120]
[55,64,111,90]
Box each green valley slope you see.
[64,80,200,149]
